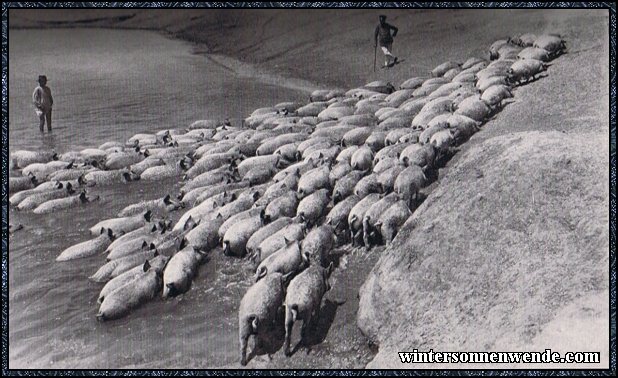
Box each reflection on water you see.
[8,28,306,369]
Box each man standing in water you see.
[33,75,53,132]
[374,15,399,68]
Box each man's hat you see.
[38,75,47,82]
[379,15,387,19]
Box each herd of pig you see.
[8,33,565,365]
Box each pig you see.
[256,133,307,156]
[351,146,374,171]
[506,58,547,84]
[296,189,331,227]
[218,207,264,241]
[399,77,425,90]
[8,174,37,194]
[400,143,437,170]
[303,146,342,165]
[98,255,168,305]
[373,157,402,174]
[377,165,406,194]
[384,129,410,146]
[244,165,277,186]
[10,150,57,169]
[325,192,359,234]
[182,168,234,192]
[297,164,331,197]
[17,183,76,211]
[373,142,412,165]
[431,129,456,152]
[9,181,63,206]
[262,191,299,223]
[130,157,166,176]
[454,95,492,122]
[419,122,450,145]
[283,263,333,356]
[301,225,335,267]
[335,146,360,165]
[259,182,297,207]
[363,193,400,247]
[354,173,382,199]
[384,89,415,107]
[89,211,152,237]
[517,46,550,61]
[246,217,293,261]
[394,166,427,208]
[481,84,513,107]
[223,215,262,257]
[174,190,236,232]
[329,161,353,187]
[237,155,280,178]
[342,127,373,147]
[431,61,461,77]
[184,215,225,251]
[33,191,98,214]
[274,142,302,162]
[348,193,381,246]
[443,67,462,81]
[257,223,305,263]
[84,169,140,187]
[90,249,159,283]
[214,190,261,221]
[96,259,163,321]
[376,200,412,244]
[255,240,309,282]
[118,194,182,217]
[533,34,566,56]
[365,131,388,152]
[333,170,365,204]
[238,272,289,366]
[57,229,115,262]
[162,246,207,298]
[511,33,536,47]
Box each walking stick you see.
[373,43,377,72]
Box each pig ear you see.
[250,316,259,333]
[179,237,188,250]
[255,266,267,282]
[327,261,334,277]
[252,191,260,201]
[282,271,295,284]
[302,251,311,265]
[153,249,159,257]
[107,228,115,240]
[141,241,148,249]
[231,193,238,201]
[100,227,106,235]
[143,260,151,272]
[150,243,156,250]
[184,216,194,231]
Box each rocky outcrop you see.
[358,130,609,368]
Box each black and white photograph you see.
[4,3,614,371]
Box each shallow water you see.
[8,28,308,369]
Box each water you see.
[8,28,308,369]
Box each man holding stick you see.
[374,15,399,69]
